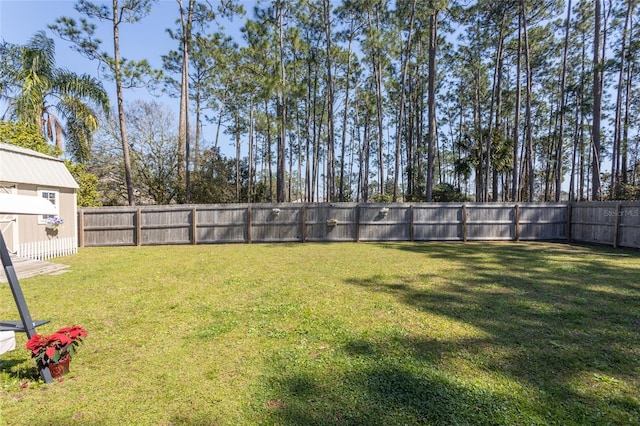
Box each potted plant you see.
[26,325,87,378]
[45,216,64,231]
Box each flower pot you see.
[45,226,59,237]
[48,355,70,378]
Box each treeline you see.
[2,0,640,205]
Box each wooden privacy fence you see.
[570,202,640,248]
[78,202,576,247]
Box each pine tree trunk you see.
[323,0,335,202]
[512,9,522,202]
[276,1,287,203]
[555,0,571,202]
[339,18,355,202]
[394,0,416,202]
[523,3,534,201]
[592,0,603,200]
[611,0,633,198]
[113,0,135,206]
[426,11,438,202]
[248,97,254,203]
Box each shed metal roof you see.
[0,142,79,189]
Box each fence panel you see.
[570,204,615,245]
[141,208,192,245]
[466,204,515,241]
[305,203,357,242]
[413,204,463,241]
[519,203,567,240]
[358,204,411,241]
[570,202,640,248]
[618,205,640,248]
[251,204,302,243]
[81,207,137,246]
[196,205,246,244]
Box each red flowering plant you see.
[26,325,87,366]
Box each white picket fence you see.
[18,237,78,261]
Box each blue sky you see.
[1,1,184,84]
[0,0,251,156]
[0,0,250,94]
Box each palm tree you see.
[11,31,109,162]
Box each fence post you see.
[301,204,307,243]
[355,204,361,242]
[613,203,621,248]
[246,205,252,244]
[78,209,85,248]
[410,204,415,242]
[136,208,142,246]
[191,207,198,245]
[462,204,467,242]
[566,203,572,242]
[514,204,520,242]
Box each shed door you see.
[0,187,18,254]
[0,215,17,254]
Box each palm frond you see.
[54,70,110,115]
[14,74,44,128]
[58,95,98,162]
[22,31,56,78]
[64,116,92,163]
[15,33,54,128]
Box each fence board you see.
[19,237,78,260]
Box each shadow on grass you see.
[263,243,640,425]
[0,358,40,382]
[263,333,531,425]
[266,365,517,425]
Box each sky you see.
[1,1,185,94]
[0,0,251,157]
[0,1,603,195]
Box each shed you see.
[0,142,78,259]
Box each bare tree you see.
[51,0,159,206]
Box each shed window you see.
[38,189,59,224]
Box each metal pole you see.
[0,232,52,383]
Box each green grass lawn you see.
[1,242,639,425]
